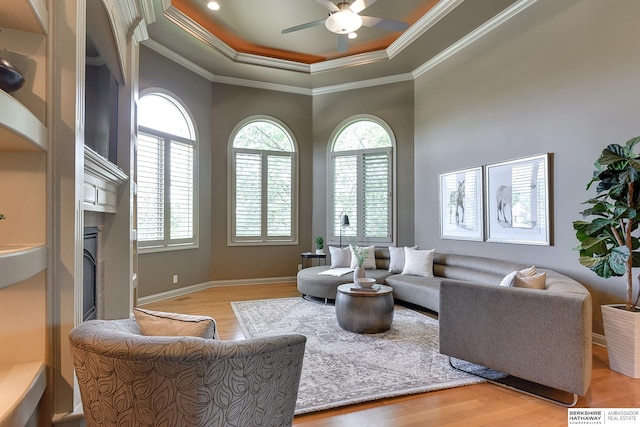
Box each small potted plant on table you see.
[573,136,640,378]
[314,236,324,255]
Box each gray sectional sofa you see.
[296,247,592,401]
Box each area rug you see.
[231,297,488,415]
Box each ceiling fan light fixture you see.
[348,32,358,39]
[325,10,363,34]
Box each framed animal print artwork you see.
[439,167,484,241]
[485,153,551,245]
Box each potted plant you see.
[573,136,640,378]
[350,244,370,281]
[314,236,324,255]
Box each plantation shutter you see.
[169,140,194,241]
[333,155,358,239]
[267,154,292,237]
[363,152,391,239]
[235,152,262,237]
[137,132,165,244]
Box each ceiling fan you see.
[281,0,410,52]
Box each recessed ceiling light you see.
[348,32,358,39]
[207,1,220,11]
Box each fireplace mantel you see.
[84,146,128,213]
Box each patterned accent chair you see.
[69,318,307,427]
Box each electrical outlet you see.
[298,264,302,271]
[173,274,178,284]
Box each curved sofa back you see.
[434,252,527,285]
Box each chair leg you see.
[448,357,579,407]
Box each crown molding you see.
[164,4,311,73]
[143,38,216,81]
[142,39,312,95]
[147,0,537,95]
[212,75,312,96]
[312,73,414,96]
[387,0,464,60]
[310,50,390,74]
[412,0,538,78]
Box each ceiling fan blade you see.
[349,0,378,14]
[315,0,340,13]
[361,16,409,32]
[337,34,348,52]
[281,19,326,34]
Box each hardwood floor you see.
[142,282,640,427]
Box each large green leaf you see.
[609,246,630,275]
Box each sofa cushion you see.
[402,247,435,277]
[133,308,217,339]
[329,246,351,268]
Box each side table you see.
[335,284,394,333]
[301,252,326,269]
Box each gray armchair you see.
[69,318,306,427]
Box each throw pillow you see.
[500,266,547,289]
[499,271,517,287]
[329,246,351,268]
[133,308,218,339]
[388,245,419,273]
[402,247,435,277]
[349,245,376,269]
[514,266,547,289]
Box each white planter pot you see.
[601,304,640,378]
[315,249,324,255]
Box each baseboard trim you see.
[592,332,606,348]
[138,276,297,306]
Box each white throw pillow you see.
[349,245,376,269]
[402,247,435,277]
[388,245,418,273]
[499,271,517,287]
[329,246,351,268]
[133,308,218,339]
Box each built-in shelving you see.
[0,3,49,424]
[0,90,47,152]
[0,362,46,427]
[0,244,47,290]
[0,0,48,34]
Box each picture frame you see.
[485,153,551,245]
[439,167,484,241]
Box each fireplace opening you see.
[83,227,99,321]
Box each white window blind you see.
[333,155,358,238]
[268,154,292,237]
[363,152,390,239]
[138,133,165,244]
[235,152,262,237]
[169,140,194,241]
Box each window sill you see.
[227,239,299,247]
[138,243,199,255]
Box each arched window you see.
[229,117,298,244]
[137,91,197,250]
[329,115,395,245]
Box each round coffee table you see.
[335,284,394,333]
